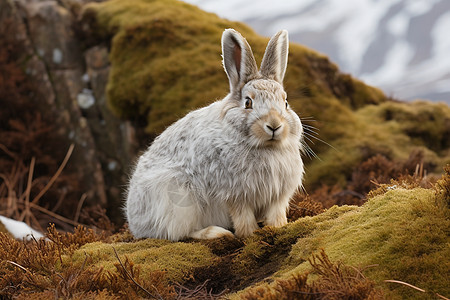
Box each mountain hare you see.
[125,29,304,241]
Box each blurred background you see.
[184,0,450,104]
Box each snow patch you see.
[387,12,409,36]
[431,11,450,58]
[405,0,437,16]
[433,78,450,93]
[361,40,414,87]
[0,215,44,240]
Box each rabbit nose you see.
[266,124,282,132]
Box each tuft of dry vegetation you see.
[434,164,450,210]
[288,190,325,221]
[0,226,177,299]
[240,249,383,300]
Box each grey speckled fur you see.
[125,29,304,241]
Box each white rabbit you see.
[125,29,304,241]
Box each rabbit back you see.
[126,102,234,240]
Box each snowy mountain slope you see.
[183,0,450,104]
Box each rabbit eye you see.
[245,97,253,109]
[285,99,288,109]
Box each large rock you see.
[1,0,139,224]
[13,0,107,208]
[83,44,139,223]
[22,0,83,69]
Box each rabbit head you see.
[221,29,302,149]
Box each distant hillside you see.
[183,0,450,104]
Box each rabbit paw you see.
[265,205,288,228]
[189,226,234,239]
[234,221,260,238]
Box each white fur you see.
[125,29,304,241]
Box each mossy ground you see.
[285,188,449,299]
[70,239,216,283]
[1,168,449,299]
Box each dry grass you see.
[240,249,383,300]
[288,190,325,221]
[0,226,177,299]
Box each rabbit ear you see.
[260,30,289,83]
[222,29,258,93]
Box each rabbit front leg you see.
[228,203,259,238]
[264,196,290,228]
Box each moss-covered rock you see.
[80,0,450,190]
[283,188,449,299]
[305,100,450,188]
[228,178,449,299]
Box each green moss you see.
[305,99,450,188]
[227,186,449,299]
[361,101,450,153]
[279,188,450,299]
[234,205,357,275]
[70,238,216,282]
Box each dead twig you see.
[52,189,67,213]
[7,260,29,273]
[74,193,87,224]
[31,144,74,205]
[18,157,35,224]
[385,279,449,300]
[28,202,81,227]
[385,279,425,292]
[0,143,18,159]
[112,247,160,299]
